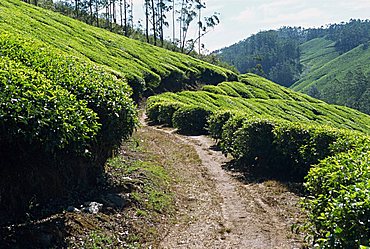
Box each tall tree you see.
[145,0,150,42]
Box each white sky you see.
[131,0,370,52]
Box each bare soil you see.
[143,116,305,248]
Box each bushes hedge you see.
[146,101,184,126]
[217,115,368,180]
[0,57,100,154]
[0,34,137,219]
[172,106,212,135]
[303,148,370,248]
[0,33,137,152]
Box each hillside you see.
[0,0,236,100]
[292,38,370,114]
[216,21,370,114]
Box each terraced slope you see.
[292,38,370,114]
[148,74,370,133]
[0,0,236,99]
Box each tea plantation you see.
[147,73,370,248]
[0,0,236,220]
[0,0,236,100]
[1,0,370,247]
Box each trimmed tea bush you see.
[207,111,236,140]
[0,34,137,219]
[0,57,99,155]
[146,101,185,126]
[172,106,212,135]
[303,148,370,248]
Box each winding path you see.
[142,114,303,248]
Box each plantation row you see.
[0,0,236,100]
[146,76,370,248]
[148,75,370,134]
[0,32,137,217]
[204,74,321,103]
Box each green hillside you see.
[216,21,370,114]
[0,0,236,100]
[292,39,370,114]
[298,38,339,73]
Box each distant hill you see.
[216,20,370,114]
[292,38,370,114]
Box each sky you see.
[131,0,370,52]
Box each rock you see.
[83,202,103,214]
[103,193,128,210]
[66,206,80,213]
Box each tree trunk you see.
[89,0,93,24]
[124,0,128,36]
[75,0,79,18]
[120,0,123,28]
[160,0,164,46]
[198,7,201,54]
[151,0,157,45]
[95,0,99,27]
[173,0,176,44]
[145,0,149,42]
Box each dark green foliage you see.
[0,33,138,153]
[327,19,370,54]
[230,118,280,176]
[219,116,369,180]
[172,106,212,135]
[146,101,184,126]
[303,148,370,248]
[207,111,237,140]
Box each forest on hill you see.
[216,20,370,114]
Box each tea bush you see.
[303,148,370,248]
[220,116,368,180]
[147,82,370,134]
[0,33,137,218]
[0,33,138,153]
[172,106,212,135]
[0,57,99,154]
[146,101,185,126]
[207,111,237,140]
[0,0,237,100]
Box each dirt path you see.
[141,115,304,249]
